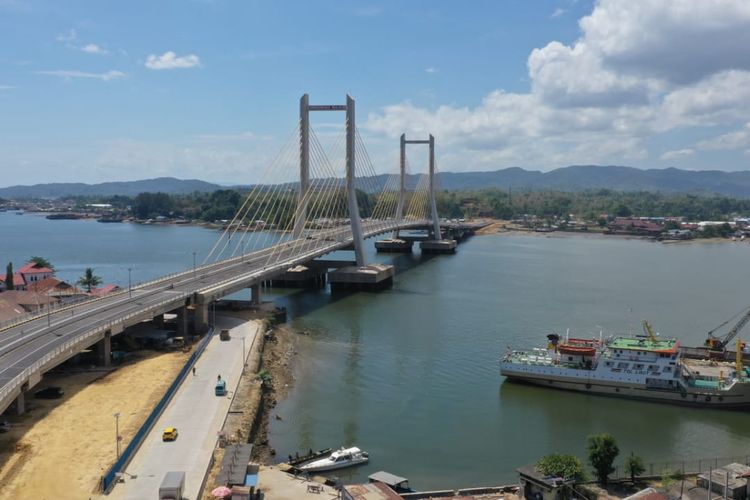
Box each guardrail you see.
[101,326,216,493]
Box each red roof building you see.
[0,273,27,291]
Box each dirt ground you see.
[0,349,189,500]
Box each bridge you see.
[0,94,488,417]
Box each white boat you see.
[298,446,369,472]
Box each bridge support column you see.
[251,284,261,305]
[14,391,25,415]
[194,303,209,335]
[176,306,188,337]
[421,134,457,254]
[96,330,112,368]
[153,313,164,328]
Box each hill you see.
[4,166,750,199]
[0,177,222,199]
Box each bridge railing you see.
[0,294,188,414]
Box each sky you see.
[2,0,750,186]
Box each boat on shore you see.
[500,323,750,408]
[298,446,369,473]
[46,213,83,220]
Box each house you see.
[27,277,87,302]
[0,272,27,291]
[17,262,54,285]
[609,218,664,236]
[518,465,575,500]
[0,290,61,322]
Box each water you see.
[3,212,750,488]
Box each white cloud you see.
[365,0,750,172]
[425,67,437,74]
[145,51,201,70]
[0,85,14,91]
[660,149,694,160]
[352,6,381,17]
[696,123,750,151]
[551,8,565,18]
[56,29,77,43]
[81,43,108,55]
[36,70,126,81]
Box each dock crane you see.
[704,306,750,352]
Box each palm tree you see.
[29,256,54,270]
[77,268,103,293]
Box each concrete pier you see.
[328,264,394,291]
[194,303,210,334]
[251,283,261,305]
[375,238,413,253]
[96,330,112,367]
[271,265,326,289]
[176,306,189,337]
[14,391,25,416]
[420,239,457,254]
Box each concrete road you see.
[111,315,259,500]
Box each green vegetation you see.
[29,256,54,270]
[587,433,620,485]
[625,453,646,483]
[77,267,102,292]
[51,187,750,225]
[5,262,14,290]
[536,454,585,481]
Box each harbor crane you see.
[704,306,750,352]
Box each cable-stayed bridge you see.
[0,94,488,416]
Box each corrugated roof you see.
[368,471,408,487]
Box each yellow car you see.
[162,427,178,441]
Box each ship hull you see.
[501,366,750,409]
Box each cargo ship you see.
[500,322,750,408]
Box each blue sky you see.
[2,0,750,186]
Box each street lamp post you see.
[192,251,196,277]
[127,268,132,298]
[113,412,121,459]
[46,292,51,327]
[242,336,246,374]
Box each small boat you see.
[298,446,369,473]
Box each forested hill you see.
[3,166,750,199]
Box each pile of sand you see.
[0,350,188,500]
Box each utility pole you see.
[113,412,121,459]
[127,268,132,298]
[192,251,196,277]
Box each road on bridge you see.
[0,219,484,415]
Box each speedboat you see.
[298,446,369,472]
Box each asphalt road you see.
[111,315,259,500]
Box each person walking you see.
[192,367,196,376]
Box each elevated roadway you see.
[0,219,487,415]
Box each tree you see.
[77,268,103,292]
[625,453,645,484]
[536,454,585,481]
[5,262,14,290]
[588,433,620,484]
[29,256,54,270]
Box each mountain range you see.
[3,166,750,199]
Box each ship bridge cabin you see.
[599,337,682,388]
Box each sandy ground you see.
[0,349,189,500]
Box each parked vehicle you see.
[215,379,227,396]
[34,386,64,399]
[0,421,10,433]
[219,329,231,341]
[158,470,185,500]
[162,427,178,441]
